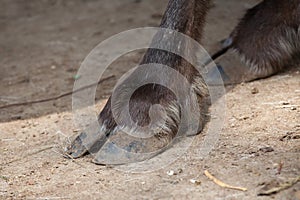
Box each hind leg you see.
[209,0,300,84]
[230,0,300,80]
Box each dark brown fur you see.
[230,0,300,79]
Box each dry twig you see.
[0,75,115,110]
[1,145,55,166]
[258,176,300,196]
[204,170,247,191]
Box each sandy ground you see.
[0,0,299,199]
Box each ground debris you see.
[280,131,300,141]
[258,176,300,196]
[0,175,8,181]
[259,146,274,153]
[204,170,247,191]
[190,179,201,185]
[251,87,259,94]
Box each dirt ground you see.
[0,0,299,199]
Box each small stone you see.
[292,135,300,139]
[27,180,35,185]
[51,65,56,70]
[259,147,274,153]
[251,87,259,94]
[190,179,201,185]
[238,115,249,120]
[167,170,175,176]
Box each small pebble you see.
[259,147,274,153]
[27,180,35,185]
[190,179,201,185]
[238,116,249,120]
[251,87,259,94]
[167,170,175,176]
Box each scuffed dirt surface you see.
[0,0,299,199]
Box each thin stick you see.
[204,170,248,191]
[1,145,55,166]
[0,75,115,110]
[258,176,300,196]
